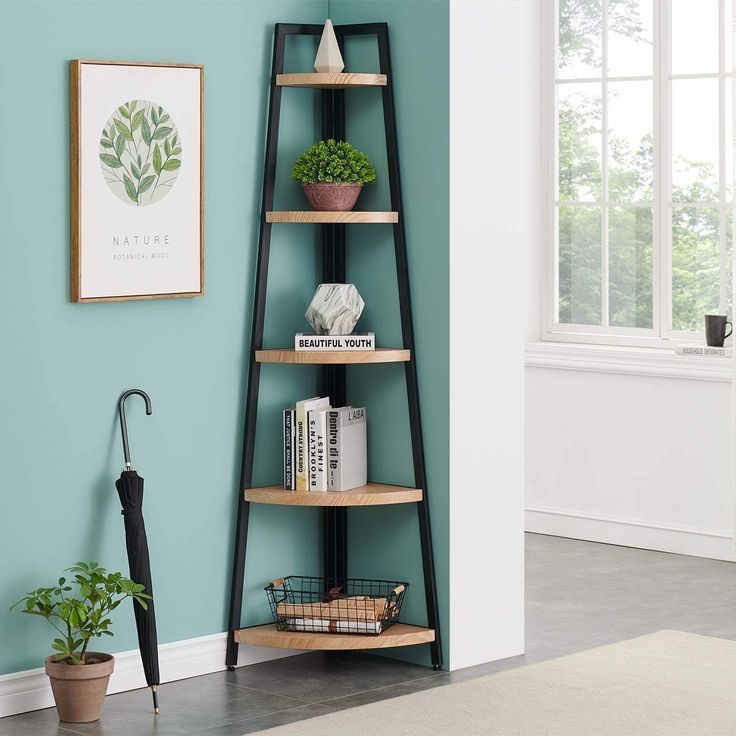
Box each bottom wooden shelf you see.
[234,623,435,650]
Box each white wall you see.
[525,359,735,560]
[449,0,538,669]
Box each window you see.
[545,0,732,347]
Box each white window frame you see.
[542,0,732,349]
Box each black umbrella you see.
[115,389,160,714]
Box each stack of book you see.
[283,396,367,492]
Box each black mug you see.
[704,314,732,347]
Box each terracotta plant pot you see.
[301,182,363,211]
[45,653,114,723]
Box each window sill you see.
[525,342,732,382]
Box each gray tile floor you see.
[3,533,735,735]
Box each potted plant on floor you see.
[292,139,377,211]
[11,561,150,723]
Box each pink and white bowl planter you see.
[301,182,363,212]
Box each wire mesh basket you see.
[265,576,408,635]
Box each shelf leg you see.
[226,22,288,668]
[320,82,349,587]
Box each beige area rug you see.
[259,631,736,736]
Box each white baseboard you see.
[0,632,303,719]
[526,505,736,562]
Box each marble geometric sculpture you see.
[314,19,345,73]
[306,283,364,335]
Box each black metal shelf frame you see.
[226,22,442,670]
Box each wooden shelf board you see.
[234,623,435,650]
[256,348,410,365]
[266,211,398,224]
[276,73,387,89]
[246,483,422,507]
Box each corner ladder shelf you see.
[226,22,442,668]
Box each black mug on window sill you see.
[704,314,732,347]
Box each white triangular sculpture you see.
[314,19,345,73]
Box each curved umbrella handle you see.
[118,389,152,469]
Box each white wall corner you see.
[0,633,303,719]
[448,0,539,670]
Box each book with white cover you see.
[676,345,732,357]
[308,408,329,491]
[295,396,330,492]
[295,333,375,351]
[327,407,367,492]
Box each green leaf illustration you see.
[100,99,181,206]
[100,153,122,168]
[141,116,152,145]
[114,118,133,142]
[123,174,138,203]
[152,126,172,141]
[153,144,162,175]
[131,110,144,132]
[138,175,156,194]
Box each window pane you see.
[608,0,653,77]
[558,206,602,325]
[609,207,653,328]
[726,0,733,79]
[672,78,719,202]
[726,208,733,318]
[558,0,601,79]
[672,207,720,331]
[727,80,733,202]
[558,83,602,201]
[608,81,653,202]
[672,0,719,75]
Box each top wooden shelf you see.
[276,73,387,89]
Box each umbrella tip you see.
[152,685,159,714]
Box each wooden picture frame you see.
[70,60,204,302]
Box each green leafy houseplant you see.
[291,139,377,184]
[11,562,150,665]
[292,139,377,212]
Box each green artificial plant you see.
[10,562,150,664]
[291,139,377,185]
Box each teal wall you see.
[335,0,450,666]
[0,0,449,675]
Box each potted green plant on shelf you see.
[292,139,377,211]
[10,562,150,724]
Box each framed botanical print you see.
[70,60,203,302]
